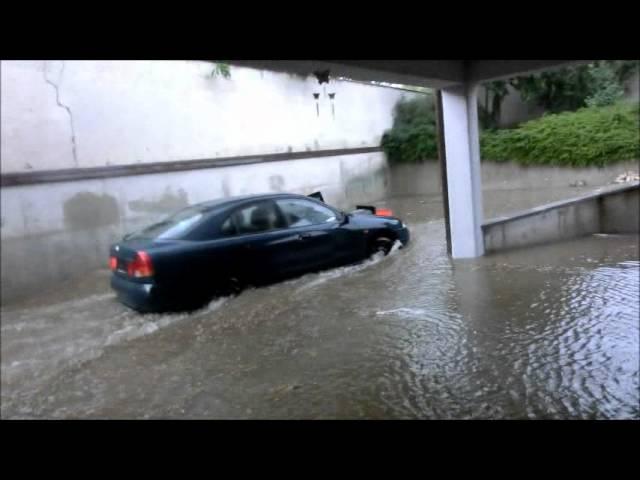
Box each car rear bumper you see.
[111,274,211,312]
[111,274,162,312]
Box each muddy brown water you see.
[1,167,638,419]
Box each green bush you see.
[381,95,438,163]
[585,64,625,107]
[210,63,231,79]
[383,96,639,167]
[480,102,640,167]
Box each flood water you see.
[1,164,639,419]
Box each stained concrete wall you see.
[0,60,414,304]
[1,61,412,173]
[0,152,389,304]
[483,183,639,253]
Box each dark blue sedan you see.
[109,192,409,312]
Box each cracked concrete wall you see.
[1,62,76,171]
[42,61,78,167]
[1,61,412,173]
[0,60,407,303]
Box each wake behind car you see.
[110,192,409,312]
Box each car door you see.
[274,197,344,273]
[222,199,304,284]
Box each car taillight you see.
[127,251,154,278]
[375,208,393,217]
[109,256,117,271]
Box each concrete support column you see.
[439,84,485,258]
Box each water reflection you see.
[447,243,639,419]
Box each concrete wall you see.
[1,61,411,173]
[480,160,640,191]
[623,70,640,101]
[388,160,640,196]
[601,186,640,233]
[1,60,413,304]
[477,83,545,128]
[483,183,639,253]
[1,152,390,304]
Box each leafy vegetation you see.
[480,102,640,167]
[210,63,231,79]
[381,61,639,167]
[381,95,438,163]
[584,64,625,107]
[496,60,639,115]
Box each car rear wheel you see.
[218,276,245,297]
[228,276,244,295]
[188,277,244,310]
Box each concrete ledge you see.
[0,146,382,187]
[483,182,639,253]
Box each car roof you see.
[194,193,322,212]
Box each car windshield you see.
[127,206,208,240]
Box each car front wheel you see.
[369,236,394,257]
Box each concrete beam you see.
[466,60,594,83]
[227,60,465,89]
[440,84,485,258]
[229,60,594,88]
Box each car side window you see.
[276,199,337,228]
[220,216,237,236]
[228,201,286,235]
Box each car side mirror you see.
[340,213,350,225]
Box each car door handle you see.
[298,233,313,240]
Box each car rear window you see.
[128,206,208,240]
